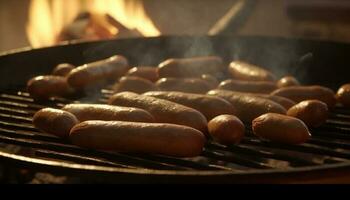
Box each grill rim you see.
[1,148,350,177]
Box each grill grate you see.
[1,89,350,179]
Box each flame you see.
[27,0,161,48]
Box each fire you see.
[27,0,161,48]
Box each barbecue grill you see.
[1,35,350,183]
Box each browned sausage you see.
[113,76,158,94]
[271,85,336,108]
[252,113,311,144]
[228,61,276,81]
[218,79,277,94]
[108,92,208,133]
[143,91,236,120]
[52,63,75,76]
[336,83,350,107]
[201,74,219,88]
[70,120,205,157]
[126,66,159,82]
[158,56,224,78]
[253,94,296,110]
[207,90,286,123]
[156,78,212,94]
[287,100,328,128]
[67,55,129,89]
[208,115,245,145]
[277,76,300,88]
[33,108,79,138]
[61,104,155,123]
[27,75,74,99]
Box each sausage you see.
[336,83,350,107]
[277,76,300,88]
[108,92,208,133]
[218,79,277,94]
[228,61,276,81]
[67,55,129,89]
[126,66,159,82]
[69,120,205,157]
[33,108,79,138]
[113,76,158,94]
[253,94,296,110]
[271,85,336,108]
[208,115,245,145]
[252,113,311,144]
[287,100,328,128]
[61,104,155,123]
[207,90,286,123]
[156,78,212,94]
[143,91,236,120]
[52,63,75,76]
[201,74,219,88]
[27,75,74,99]
[158,56,224,78]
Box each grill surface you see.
[1,89,350,183]
[1,36,350,183]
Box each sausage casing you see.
[218,79,277,94]
[62,104,155,123]
[207,89,286,123]
[108,92,208,133]
[287,100,328,128]
[52,63,75,76]
[126,66,159,82]
[271,85,336,107]
[143,91,236,120]
[67,55,129,89]
[336,83,350,107]
[277,76,300,88]
[208,115,245,145]
[228,61,276,81]
[156,78,212,94]
[33,108,79,138]
[158,56,224,78]
[70,120,205,157]
[113,76,158,94]
[27,75,74,99]
[252,113,311,144]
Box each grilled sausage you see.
[108,92,208,133]
[277,76,300,88]
[252,113,311,144]
[208,115,245,145]
[67,55,129,89]
[52,63,75,76]
[156,78,212,94]
[271,85,336,108]
[287,100,328,128]
[27,75,74,99]
[113,76,158,94]
[62,104,154,123]
[228,61,276,81]
[253,94,296,110]
[201,74,219,88]
[143,91,236,120]
[70,120,205,157]
[207,90,286,123]
[336,83,350,107]
[33,108,79,138]
[218,79,277,94]
[126,66,159,82]
[158,56,224,78]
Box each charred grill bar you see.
[0,36,350,183]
